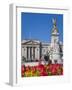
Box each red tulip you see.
[21,65,25,72]
[40,71,48,76]
[25,65,30,71]
[31,66,36,73]
[51,68,56,75]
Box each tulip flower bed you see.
[21,64,63,77]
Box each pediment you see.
[22,40,40,45]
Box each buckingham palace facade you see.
[21,40,50,61]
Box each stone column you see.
[25,47,27,60]
[32,47,33,60]
[33,47,35,60]
[28,47,30,61]
[37,47,40,60]
[30,47,32,60]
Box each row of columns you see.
[27,47,35,60]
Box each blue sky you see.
[21,12,63,43]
